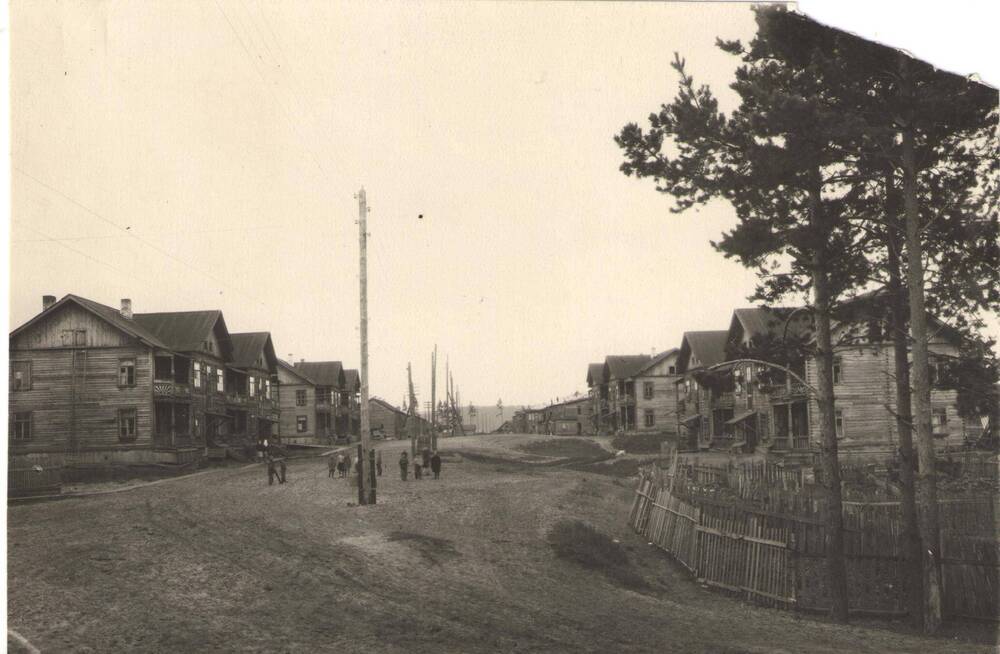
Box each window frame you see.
[644,409,655,428]
[12,412,32,441]
[11,360,31,391]
[643,381,654,400]
[834,408,845,439]
[832,358,843,384]
[119,358,136,387]
[193,361,202,388]
[295,389,307,407]
[296,415,308,433]
[118,408,138,442]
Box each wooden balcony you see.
[768,382,809,404]
[153,381,191,398]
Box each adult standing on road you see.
[399,451,409,481]
[430,451,442,480]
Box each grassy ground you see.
[7,434,995,653]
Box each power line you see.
[12,220,162,288]
[14,166,270,308]
[12,224,290,244]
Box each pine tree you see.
[615,24,876,623]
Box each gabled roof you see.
[631,348,680,377]
[605,355,652,381]
[134,310,233,359]
[277,359,315,385]
[10,294,169,349]
[343,369,360,392]
[294,361,345,387]
[370,396,405,415]
[732,307,812,342]
[586,363,605,386]
[230,332,278,373]
[678,331,728,373]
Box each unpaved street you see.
[7,435,993,653]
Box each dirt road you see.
[7,435,993,653]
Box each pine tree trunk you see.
[901,125,942,633]
[810,187,849,623]
[888,250,925,628]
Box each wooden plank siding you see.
[804,341,976,459]
[10,344,155,456]
[275,365,316,442]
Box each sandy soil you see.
[7,434,995,653]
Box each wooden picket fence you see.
[629,462,999,620]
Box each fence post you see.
[788,531,798,609]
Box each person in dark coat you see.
[399,451,409,481]
[413,456,423,480]
[430,451,442,479]
[266,453,286,485]
[421,447,431,471]
[328,455,337,478]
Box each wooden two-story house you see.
[9,295,229,467]
[604,355,652,432]
[368,397,408,439]
[623,349,681,436]
[292,361,346,442]
[546,395,593,435]
[226,332,279,445]
[132,307,239,455]
[674,330,729,451]
[276,359,317,444]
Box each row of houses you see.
[8,293,366,469]
[582,299,993,462]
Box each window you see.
[119,359,136,387]
[668,366,676,375]
[12,412,32,441]
[296,415,308,433]
[643,382,654,400]
[832,358,843,384]
[11,361,31,391]
[265,379,272,400]
[932,408,948,436]
[644,409,655,428]
[249,376,257,397]
[118,408,137,442]
[295,389,307,407]
[193,361,202,388]
[216,368,224,393]
[835,409,845,439]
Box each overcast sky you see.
[8,1,998,408]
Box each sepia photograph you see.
[3,1,999,652]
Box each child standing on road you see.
[399,451,409,481]
[413,456,423,480]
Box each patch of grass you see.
[547,520,648,590]
[610,432,669,454]
[517,438,607,460]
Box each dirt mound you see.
[386,531,460,565]
[547,520,648,591]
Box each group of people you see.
[257,437,287,486]
[328,450,384,479]
[398,448,442,481]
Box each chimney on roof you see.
[42,295,56,311]
[120,298,133,320]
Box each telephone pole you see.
[430,345,438,450]
[356,188,374,505]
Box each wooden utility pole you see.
[430,345,438,450]
[356,188,374,505]
[407,362,418,459]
